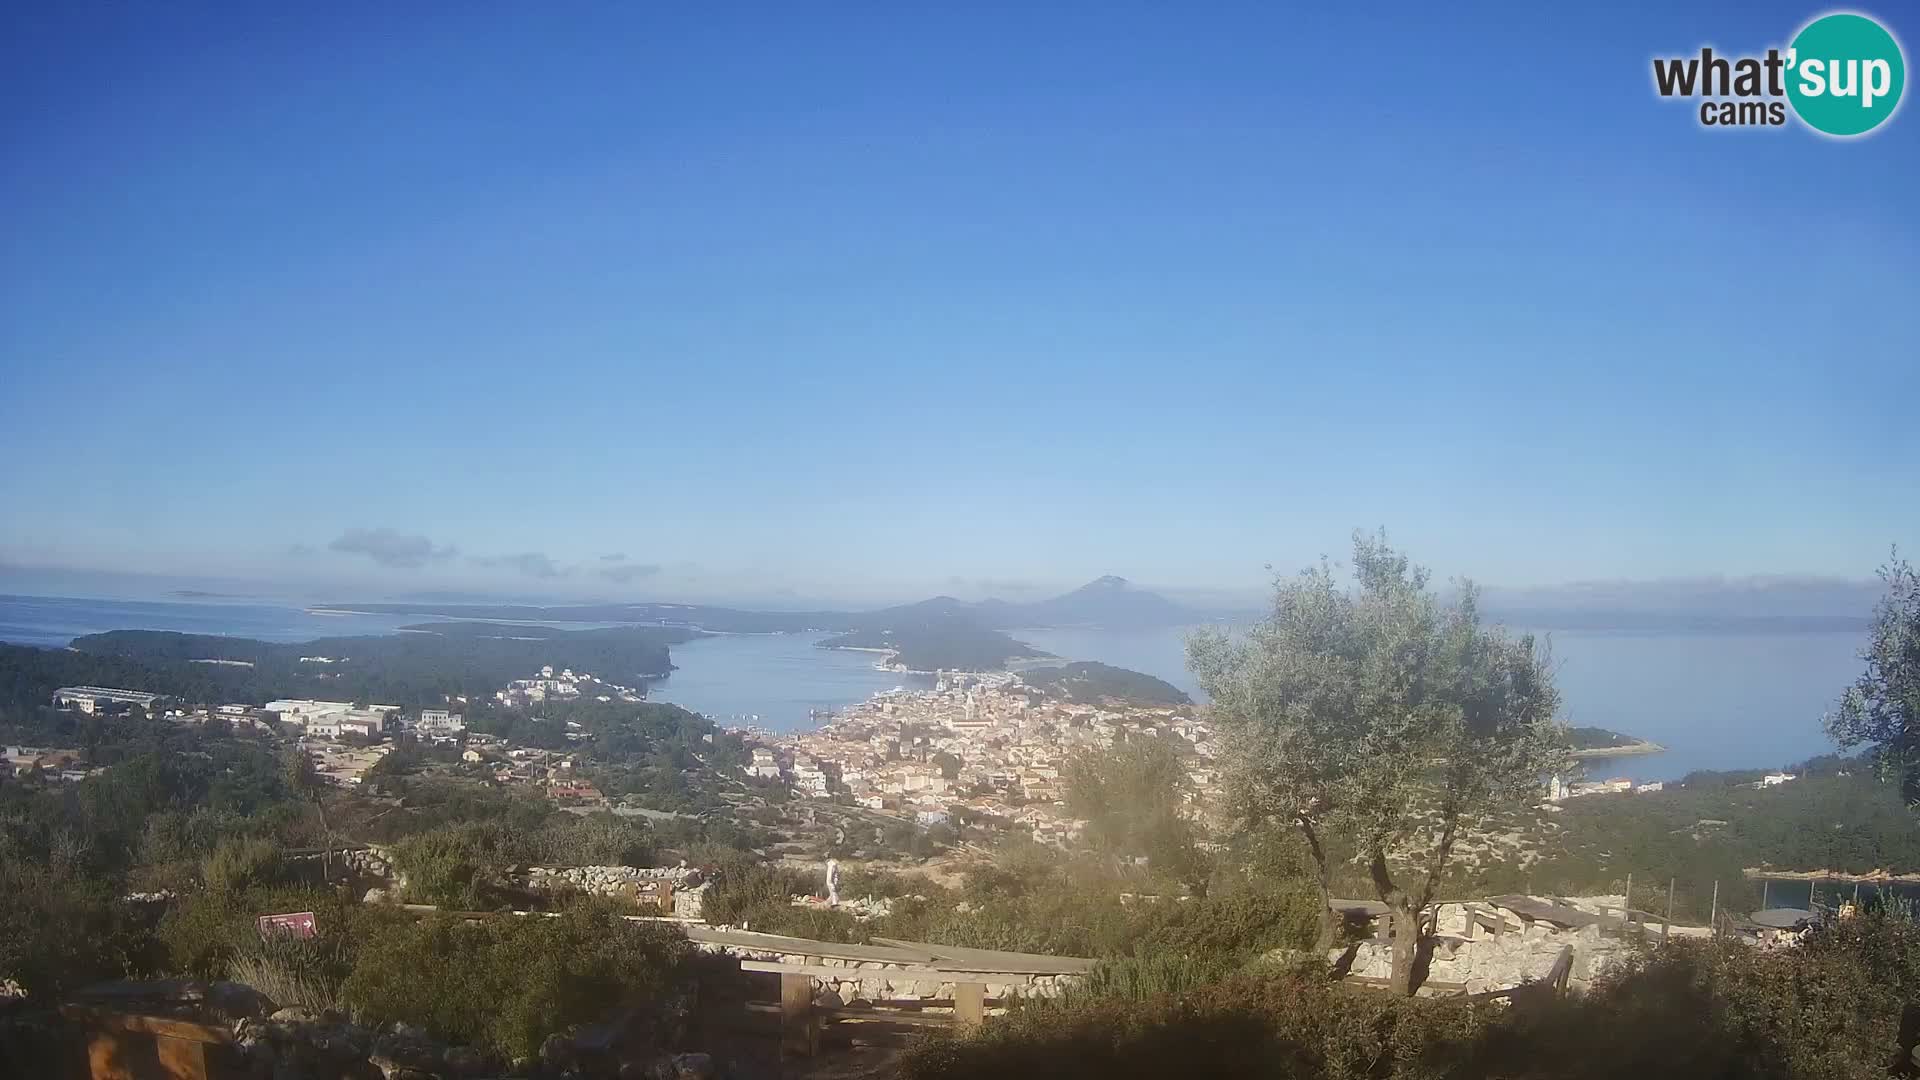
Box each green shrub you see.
[227,931,352,1014]
[906,919,1920,1080]
[836,865,927,900]
[700,864,820,927]
[735,905,874,944]
[535,812,655,867]
[1483,936,1901,1080]
[339,901,691,1059]
[903,973,1484,1080]
[202,837,285,895]
[0,859,140,996]
[1129,881,1323,959]
[387,823,515,908]
[1053,952,1244,1006]
[157,886,401,984]
[884,855,1322,962]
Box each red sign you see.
[257,911,318,939]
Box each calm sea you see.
[1013,624,1867,784]
[645,633,936,728]
[0,594,433,645]
[0,595,1867,781]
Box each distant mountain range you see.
[329,577,1196,672]
[329,572,1878,663]
[857,576,1194,631]
[333,575,1198,634]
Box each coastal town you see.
[20,666,1222,846]
[744,671,1219,845]
[17,664,1808,849]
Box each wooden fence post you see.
[1663,879,1674,945]
[955,982,985,1032]
[780,971,815,1058]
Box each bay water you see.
[0,594,1868,782]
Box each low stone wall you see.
[525,865,710,919]
[527,865,702,892]
[1340,901,1641,994]
[702,946,1078,1004]
[285,845,395,880]
[339,846,395,879]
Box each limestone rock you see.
[440,1045,486,1076]
[539,1032,575,1068]
[371,1032,442,1076]
[670,1052,717,1079]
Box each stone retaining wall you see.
[703,945,1079,1004]
[1339,901,1640,994]
[525,865,710,919]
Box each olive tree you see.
[1826,554,1920,804]
[1189,531,1565,994]
[1065,736,1209,890]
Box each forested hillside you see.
[0,622,694,711]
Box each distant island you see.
[817,620,1051,673]
[1567,725,1666,757]
[1019,661,1191,706]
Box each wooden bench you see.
[59,1007,242,1080]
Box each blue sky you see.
[2,2,1914,606]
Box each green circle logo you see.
[1786,13,1906,136]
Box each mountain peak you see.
[1018,575,1184,627]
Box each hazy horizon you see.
[3,4,1914,607]
[0,558,1893,620]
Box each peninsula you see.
[1567,725,1667,758]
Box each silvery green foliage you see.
[1826,555,1920,804]
[1189,531,1567,987]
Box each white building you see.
[416,709,466,737]
[791,755,831,796]
[53,686,162,713]
[264,699,356,725]
[747,748,782,780]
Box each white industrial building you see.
[53,686,163,713]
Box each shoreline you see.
[1570,740,1667,759]
[1743,867,1920,884]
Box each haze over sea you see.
[0,594,1866,784]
